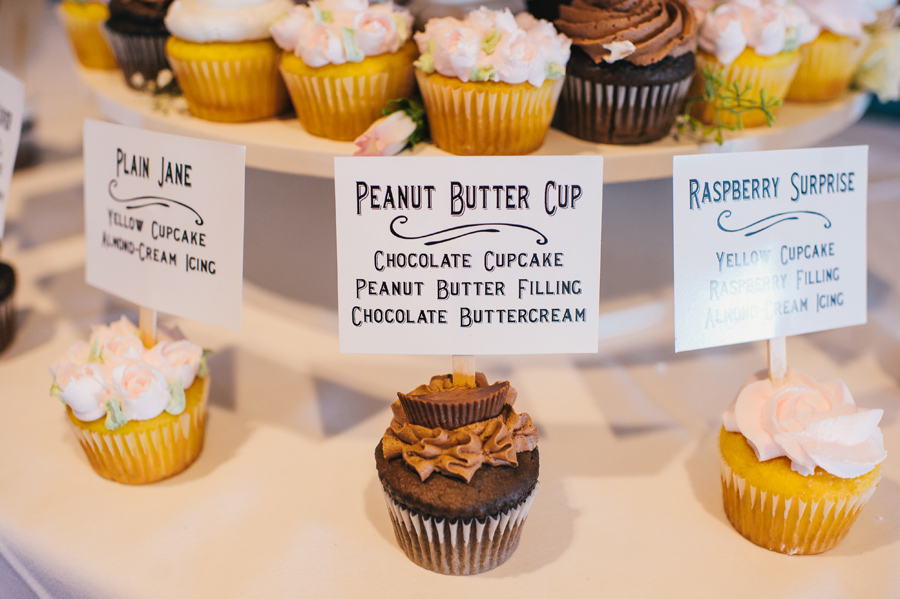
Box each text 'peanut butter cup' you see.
[398,373,511,429]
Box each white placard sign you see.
[84,120,246,330]
[673,146,867,353]
[0,68,25,240]
[335,156,603,355]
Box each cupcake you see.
[554,0,698,145]
[164,0,293,122]
[104,0,174,89]
[270,0,417,141]
[414,8,571,155]
[720,369,886,554]
[49,317,209,485]
[376,373,539,574]
[788,0,879,101]
[690,1,812,127]
[0,263,15,354]
[59,0,118,69]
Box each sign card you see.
[0,67,25,240]
[673,146,867,353]
[335,156,603,355]
[84,120,246,330]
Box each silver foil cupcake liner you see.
[382,482,538,575]
[103,28,170,90]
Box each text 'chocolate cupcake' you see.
[555,0,698,143]
[375,372,539,575]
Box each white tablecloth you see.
[1,6,899,598]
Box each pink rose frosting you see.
[793,0,878,38]
[144,339,203,389]
[111,363,171,421]
[724,369,887,478]
[270,0,413,67]
[55,363,109,422]
[414,7,571,86]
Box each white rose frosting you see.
[793,0,878,38]
[49,317,207,428]
[698,0,818,65]
[165,0,294,43]
[270,0,413,67]
[413,7,570,86]
[724,369,887,478]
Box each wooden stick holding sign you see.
[452,355,476,387]
[767,336,786,386]
[139,306,157,348]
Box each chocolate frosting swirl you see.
[555,0,697,66]
[382,400,539,483]
[109,0,173,25]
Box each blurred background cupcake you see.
[165,0,293,122]
[414,8,571,155]
[554,0,698,145]
[59,0,118,69]
[690,0,813,127]
[271,0,417,141]
[788,0,879,101]
[104,0,175,89]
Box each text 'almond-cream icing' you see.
[723,369,886,478]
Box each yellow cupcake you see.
[67,374,209,485]
[787,31,870,102]
[165,37,288,122]
[58,1,118,69]
[691,49,800,128]
[280,41,417,141]
[417,70,563,156]
[720,427,880,555]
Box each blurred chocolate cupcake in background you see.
[104,0,174,89]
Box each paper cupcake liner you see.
[58,5,118,70]
[692,53,799,128]
[417,71,563,155]
[68,377,209,484]
[103,28,170,90]
[720,456,877,555]
[399,382,509,429]
[558,75,692,144]
[168,51,288,122]
[787,33,870,102]
[382,482,538,575]
[280,64,415,141]
[0,265,14,354]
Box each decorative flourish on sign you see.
[389,215,548,246]
[108,180,204,226]
[717,210,832,237]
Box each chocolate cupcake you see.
[104,0,174,89]
[0,263,16,354]
[376,373,539,575]
[555,0,698,144]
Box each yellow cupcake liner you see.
[691,50,799,128]
[787,32,870,102]
[67,375,209,485]
[279,43,417,141]
[166,38,288,122]
[382,482,538,575]
[720,455,878,555]
[58,2,118,70]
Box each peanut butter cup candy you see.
[554,0,698,144]
[376,372,539,575]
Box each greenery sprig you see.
[675,66,782,145]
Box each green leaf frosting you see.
[87,338,103,363]
[166,379,186,415]
[471,65,496,82]
[50,379,65,404]
[414,52,435,73]
[105,399,127,430]
[482,29,501,55]
[311,3,333,23]
[546,63,566,79]
[392,13,410,47]
[343,27,364,63]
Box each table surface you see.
[2,6,900,599]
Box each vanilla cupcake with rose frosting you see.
[58,0,118,69]
[720,369,886,554]
[49,316,210,484]
[164,0,293,121]
[689,0,814,127]
[414,8,571,155]
[270,0,416,141]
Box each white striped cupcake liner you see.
[558,75,692,144]
[382,482,538,575]
[69,376,209,484]
[168,53,288,122]
[788,35,869,101]
[103,28,169,90]
[720,456,877,554]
